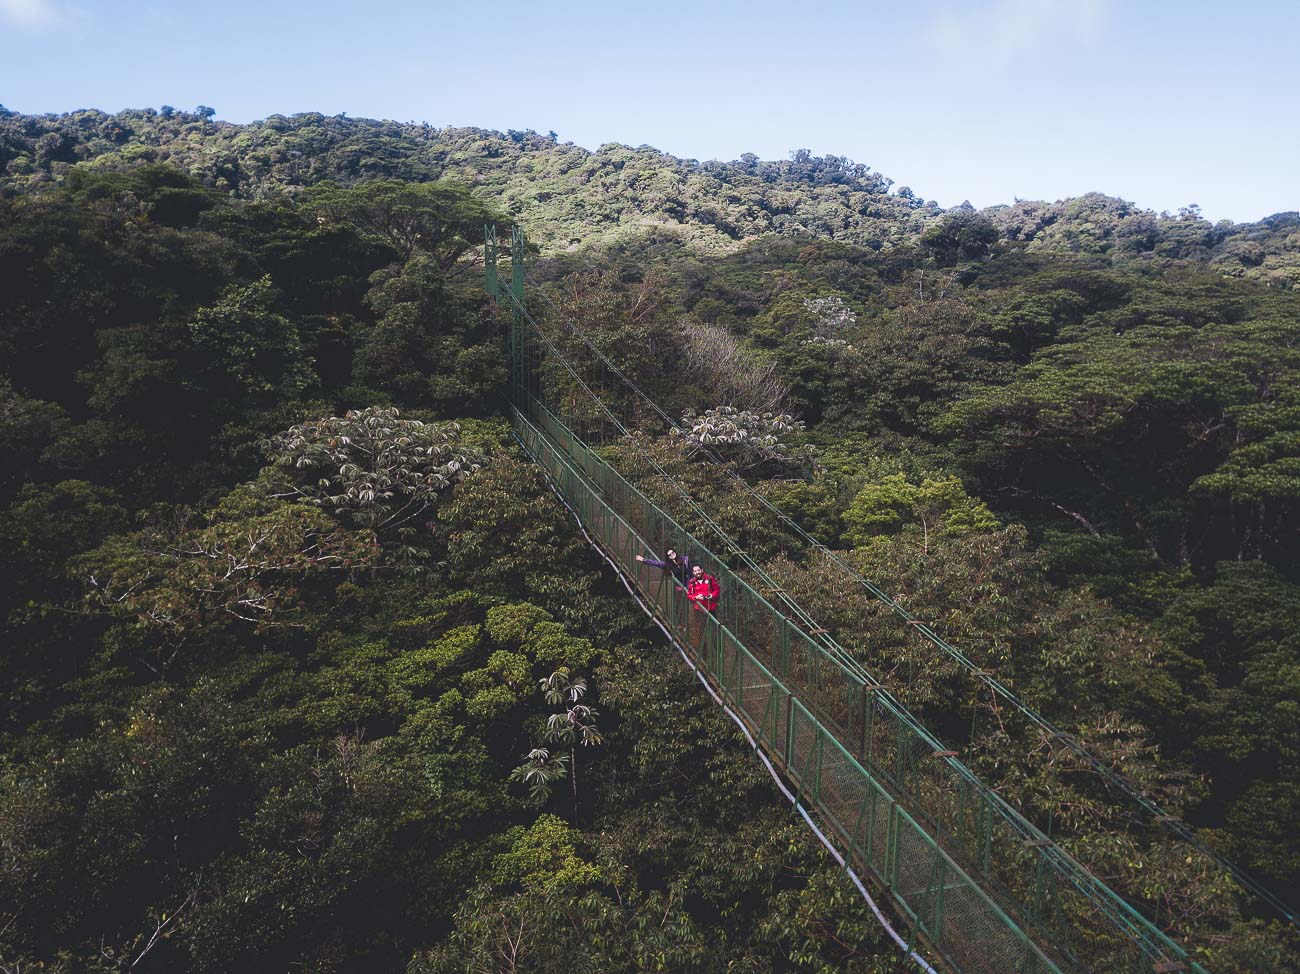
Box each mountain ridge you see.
[2,105,1296,285]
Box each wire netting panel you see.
[851,779,893,884]
[787,695,822,796]
[814,739,870,845]
[891,804,936,918]
[1036,858,1153,974]
[733,638,779,744]
[936,877,1041,974]
[762,678,789,753]
[506,394,1207,974]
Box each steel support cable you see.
[528,282,1298,928]
[515,420,942,974]
[502,287,860,663]
[513,289,1154,923]
[500,288,1206,970]
[529,286,881,686]
[510,392,1189,971]
[508,296,1004,822]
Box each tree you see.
[0,376,68,499]
[262,406,483,551]
[802,295,858,338]
[921,209,999,263]
[436,456,604,624]
[75,488,371,665]
[541,669,601,818]
[842,471,997,551]
[675,405,814,473]
[679,320,789,412]
[189,276,314,400]
[302,178,500,271]
[538,268,681,437]
[508,747,571,806]
[508,670,601,815]
[353,254,506,412]
[940,315,1300,569]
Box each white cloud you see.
[0,0,64,29]
[929,0,1110,62]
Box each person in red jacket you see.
[686,563,719,614]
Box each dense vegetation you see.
[3,106,1298,283]
[1,106,1298,971]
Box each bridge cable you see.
[526,277,1298,928]
[498,283,1210,961]
[516,419,941,974]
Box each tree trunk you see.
[570,750,580,823]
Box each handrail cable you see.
[509,398,1071,973]
[515,414,943,974]
[508,288,866,671]
[498,282,1209,967]
[527,277,1299,929]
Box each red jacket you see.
[687,573,719,613]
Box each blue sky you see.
[2,0,1296,223]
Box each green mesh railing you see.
[512,403,1053,973]
[491,229,1213,974]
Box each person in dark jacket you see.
[687,563,719,614]
[635,548,691,588]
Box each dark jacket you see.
[644,553,691,587]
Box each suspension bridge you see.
[484,225,1293,974]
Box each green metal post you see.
[980,800,993,876]
[1030,847,1047,926]
[484,224,499,300]
[814,732,825,803]
[510,225,525,399]
[933,858,947,947]
[485,224,507,401]
[887,802,900,890]
[896,719,908,792]
[867,789,879,870]
[786,694,796,778]
[847,794,869,870]
[759,684,777,749]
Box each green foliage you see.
[507,747,571,805]
[487,603,598,672]
[1156,562,1300,881]
[423,648,900,974]
[1,479,128,580]
[940,312,1300,566]
[3,103,1300,971]
[303,177,500,269]
[842,471,997,548]
[0,377,69,498]
[488,814,602,892]
[510,668,601,810]
[262,405,483,548]
[354,253,506,412]
[74,487,373,652]
[676,404,814,473]
[387,624,482,692]
[189,275,315,399]
[756,479,844,546]
[436,455,607,626]
[484,601,553,644]
[921,207,999,263]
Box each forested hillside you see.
[1,106,1298,972]
[3,106,1298,284]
